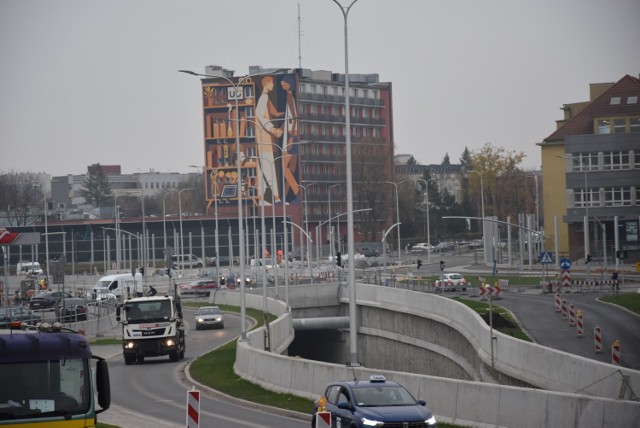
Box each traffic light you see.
[586,254,592,264]
[336,252,342,267]
[417,259,422,269]
[139,267,144,276]
[166,268,171,278]
[440,260,445,271]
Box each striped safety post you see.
[594,326,603,353]
[576,309,583,337]
[561,300,568,319]
[612,340,621,365]
[186,388,200,428]
[315,411,331,428]
[569,303,576,326]
[555,293,561,312]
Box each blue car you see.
[312,375,437,427]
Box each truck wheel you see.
[180,348,185,359]
[169,351,180,362]
[124,355,135,365]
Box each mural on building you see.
[202,74,300,211]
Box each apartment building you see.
[539,74,640,264]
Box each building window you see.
[575,188,600,208]
[604,187,632,206]
[245,106,254,118]
[243,86,254,99]
[300,83,307,93]
[603,151,630,170]
[628,96,638,104]
[614,119,626,133]
[610,97,621,105]
[597,119,611,134]
[573,153,598,171]
[630,117,640,133]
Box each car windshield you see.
[198,307,220,315]
[449,274,463,280]
[352,385,417,407]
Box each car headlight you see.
[125,341,135,349]
[197,317,204,323]
[166,339,175,347]
[361,417,383,427]
[426,416,437,425]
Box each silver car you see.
[194,306,224,330]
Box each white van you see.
[171,254,203,270]
[92,273,143,299]
[16,261,44,276]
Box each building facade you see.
[197,65,395,246]
[539,75,640,265]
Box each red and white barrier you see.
[576,309,583,337]
[494,282,502,298]
[186,388,200,428]
[594,326,603,353]
[561,300,568,319]
[562,270,571,290]
[612,340,621,365]
[315,411,331,428]
[569,303,576,326]
[555,293,561,312]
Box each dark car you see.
[55,297,89,322]
[356,247,380,257]
[0,307,42,328]
[312,375,437,428]
[29,291,73,310]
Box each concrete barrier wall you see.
[355,284,640,399]
[220,285,640,426]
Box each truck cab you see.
[0,324,110,426]
[116,295,185,365]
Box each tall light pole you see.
[384,180,405,259]
[299,182,316,282]
[33,182,50,283]
[468,170,486,264]
[177,187,194,260]
[191,164,220,283]
[328,184,340,266]
[417,178,435,261]
[332,0,360,366]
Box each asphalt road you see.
[496,289,640,370]
[99,307,310,428]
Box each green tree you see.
[442,153,450,166]
[81,164,112,207]
[468,143,526,222]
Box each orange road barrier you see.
[594,326,603,353]
[612,339,621,365]
[576,309,584,337]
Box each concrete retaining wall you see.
[212,285,640,426]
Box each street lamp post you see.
[328,184,340,266]
[33,183,50,283]
[384,180,405,259]
[332,0,360,365]
[299,182,316,283]
[417,178,435,261]
[191,164,220,284]
[177,187,194,261]
[468,170,486,264]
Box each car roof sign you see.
[369,375,386,383]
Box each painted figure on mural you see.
[280,75,300,201]
[256,75,283,204]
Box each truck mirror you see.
[115,305,121,322]
[95,359,111,412]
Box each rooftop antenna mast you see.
[298,3,302,69]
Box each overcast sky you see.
[2,0,639,177]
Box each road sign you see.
[560,258,572,271]
[540,252,553,264]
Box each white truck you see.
[115,291,186,365]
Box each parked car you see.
[411,243,435,253]
[434,273,470,291]
[194,306,224,330]
[356,247,380,257]
[206,256,238,267]
[0,307,42,328]
[56,297,89,322]
[29,291,73,310]
[179,279,218,296]
[435,241,455,252]
[311,374,437,428]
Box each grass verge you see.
[451,297,532,341]
[600,292,640,315]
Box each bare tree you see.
[0,171,45,226]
